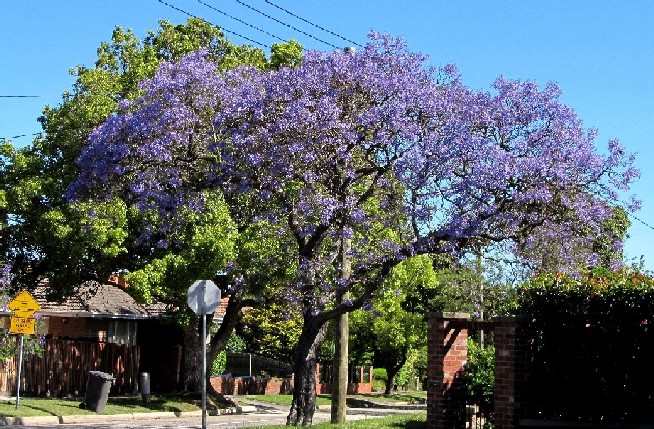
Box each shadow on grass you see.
[388,419,426,429]
[4,404,59,417]
[106,396,188,413]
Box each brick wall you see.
[210,364,373,396]
[210,375,293,395]
[493,316,524,429]
[46,316,108,341]
[426,314,525,429]
[427,313,469,429]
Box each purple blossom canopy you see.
[70,33,639,275]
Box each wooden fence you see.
[0,339,140,397]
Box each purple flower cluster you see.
[70,32,639,308]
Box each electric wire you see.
[0,96,40,98]
[195,0,288,43]
[231,0,340,49]
[263,0,362,48]
[1,132,41,141]
[590,186,654,233]
[157,0,270,48]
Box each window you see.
[108,320,137,345]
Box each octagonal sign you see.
[187,280,221,315]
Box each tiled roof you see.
[29,281,169,319]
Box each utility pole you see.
[332,46,356,424]
[331,236,351,424]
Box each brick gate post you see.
[427,313,469,429]
[493,316,525,429]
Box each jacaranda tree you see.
[70,33,638,425]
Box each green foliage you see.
[269,40,303,70]
[239,300,302,363]
[394,347,426,390]
[349,256,433,392]
[465,338,494,410]
[515,267,654,422]
[0,328,45,361]
[372,368,388,392]
[211,351,227,376]
[211,333,246,375]
[125,191,237,307]
[373,367,388,381]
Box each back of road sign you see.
[187,280,221,315]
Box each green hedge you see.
[516,267,654,423]
[466,338,494,414]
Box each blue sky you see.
[2,1,653,270]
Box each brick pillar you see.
[493,316,525,429]
[427,313,469,429]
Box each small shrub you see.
[211,333,246,375]
[373,368,387,392]
[466,338,494,412]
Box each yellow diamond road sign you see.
[8,290,40,318]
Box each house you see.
[0,276,196,396]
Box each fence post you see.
[493,316,525,429]
[427,312,469,429]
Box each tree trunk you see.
[183,291,245,394]
[381,353,408,395]
[182,317,203,393]
[287,317,328,426]
[384,367,398,395]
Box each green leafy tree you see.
[0,18,302,394]
[239,301,302,364]
[351,255,434,394]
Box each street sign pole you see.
[187,279,221,429]
[15,335,23,410]
[7,290,40,411]
[201,281,207,429]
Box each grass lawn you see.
[251,412,426,429]
[0,395,201,418]
[350,391,427,404]
[0,391,428,419]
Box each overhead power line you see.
[627,211,654,232]
[263,0,362,48]
[0,96,41,98]
[157,0,270,48]
[231,0,340,49]
[195,0,288,43]
[1,132,41,141]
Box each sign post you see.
[187,280,221,429]
[7,290,40,410]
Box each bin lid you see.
[89,370,115,380]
